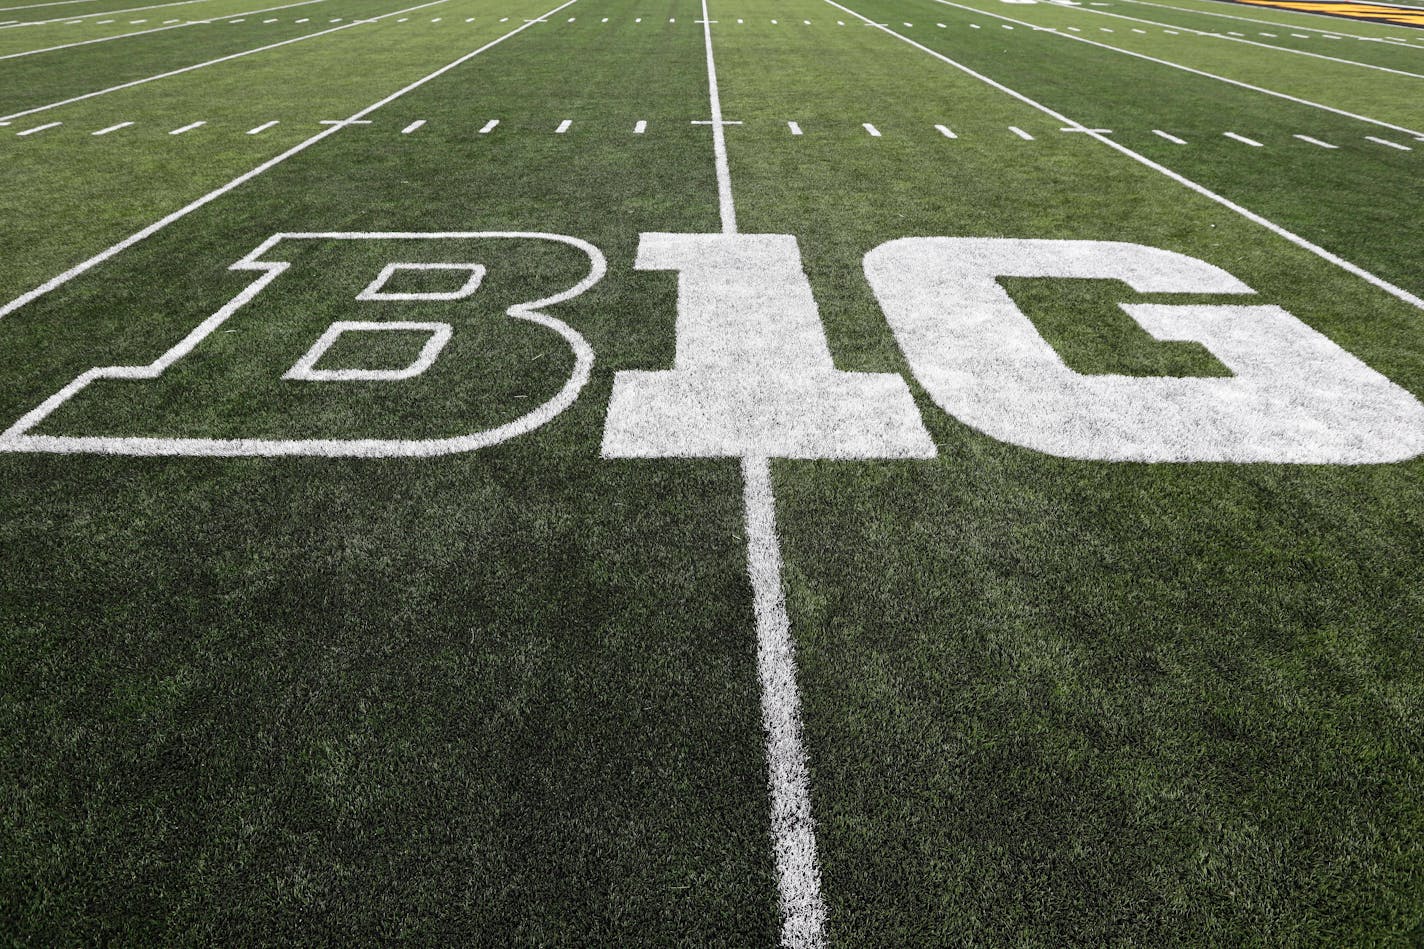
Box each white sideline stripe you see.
[0,0,218,28]
[0,17,195,58]
[17,120,60,135]
[1009,125,1034,139]
[787,120,802,134]
[0,0,103,13]
[0,0,581,323]
[823,0,1424,314]
[479,118,498,132]
[1366,134,1411,149]
[555,118,571,132]
[930,0,1424,138]
[863,121,881,136]
[742,456,830,949]
[0,0,447,123]
[1153,128,1186,143]
[1293,133,1337,148]
[634,118,646,133]
[1116,0,1424,44]
[700,2,827,945]
[169,120,205,134]
[701,0,735,235]
[1224,130,1263,146]
[401,119,424,133]
[1045,0,1424,79]
[246,119,277,133]
[91,120,133,135]
[935,122,956,137]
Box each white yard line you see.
[826,0,1424,312]
[169,119,205,134]
[930,0,1424,138]
[699,3,828,946]
[1223,130,1263,145]
[0,0,103,13]
[1293,133,1337,148]
[0,0,448,123]
[91,120,133,134]
[246,119,278,133]
[401,118,424,133]
[1034,0,1424,78]
[0,0,326,61]
[0,0,578,322]
[1152,128,1186,143]
[1114,0,1424,45]
[1366,134,1412,149]
[0,0,217,28]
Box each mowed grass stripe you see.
[936,0,1424,133]
[0,0,436,118]
[852,0,1424,301]
[710,0,1424,941]
[0,0,788,943]
[0,0,574,302]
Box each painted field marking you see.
[936,123,956,137]
[1366,134,1411,149]
[1041,0,1424,79]
[827,0,1424,313]
[788,120,803,134]
[1113,0,1410,40]
[1153,128,1186,143]
[1010,125,1034,139]
[0,0,582,324]
[555,118,571,133]
[169,120,205,134]
[91,121,134,135]
[0,0,449,123]
[0,0,215,28]
[863,122,881,136]
[1224,131,1263,146]
[1291,32,1309,37]
[0,0,104,12]
[1293,133,1337,148]
[1062,125,1111,132]
[401,119,425,133]
[479,118,499,133]
[931,0,1424,139]
[246,120,278,133]
[17,120,60,135]
[634,119,646,133]
[319,118,371,126]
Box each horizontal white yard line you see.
[1152,128,1186,143]
[0,0,580,324]
[935,122,956,137]
[0,0,448,123]
[169,119,205,134]
[1365,134,1411,149]
[401,118,424,133]
[863,122,880,135]
[1224,130,1263,146]
[932,0,1424,138]
[91,120,133,134]
[479,118,498,132]
[633,118,646,133]
[788,120,802,134]
[827,0,1424,314]
[1292,133,1337,148]
[1009,125,1034,139]
[555,118,571,132]
[0,0,327,60]
[0,0,103,13]
[16,120,60,135]
[246,119,277,133]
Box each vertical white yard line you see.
[823,0,1424,312]
[742,455,829,949]
[700,0,736,234]
[700,4,828,946]
[0,0,580,322]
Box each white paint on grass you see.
[357,261,484,300]
[91,121,134,135]
[1,232,603,456]
[1152,128,1186,143]
[17,120,60,135]
[555,118,571,133]
[787,120,802,135]
[0,0,450,123]
[169,120,205,134]
[479,118,499,133]
[935,123,956,137]
[634,119,646,133]
[1293,133,1336,148]
[247,120,278,134]
[1224,130,1263,146]
[283,320,452,381]
[821,0,1424,313]
[866,237,1424,462]
[1009,125,1034,139]
[700,0,736,235]
[401,119,425,133]
[0,0,583,323]
[1366,134,1411,150]
[863,122,881,136]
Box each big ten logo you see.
[1,233,604,457]
[604,234,1424,464]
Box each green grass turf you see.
[2,0,1424,941]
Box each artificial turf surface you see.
[2,0,1423,941]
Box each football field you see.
[2,0,1423,941]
